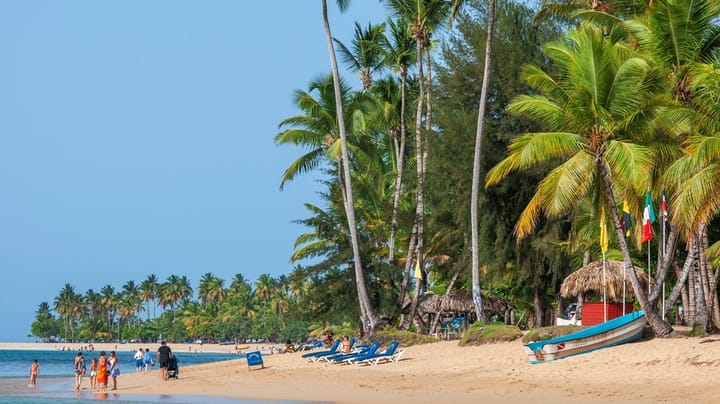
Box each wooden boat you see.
[525,310,647,364]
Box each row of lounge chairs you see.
[300,339,404,366]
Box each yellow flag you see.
[413,259,422,279]
[600,206,608,253]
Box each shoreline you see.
[3,337,720,403]
[0,341,282,355]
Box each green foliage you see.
[374,328,438,346]
[689,325,707,337]
[30,302,60,341]
[459,323,523,346]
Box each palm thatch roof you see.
[560,260,652,301]
[414,289,513,315]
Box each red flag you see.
[661,192,668,222]
[641,192,655,243]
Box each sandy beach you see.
[3,336,720,403]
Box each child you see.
[29,359,38,388]
[89,358,98,390]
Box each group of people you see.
[73,350,119,392]
[29,341,175,391]
[133,348,155,372]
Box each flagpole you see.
[647,240,651,296]
[603,252,607,323]
[622,264,626,315]
[662,214,666,320]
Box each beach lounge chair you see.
[297,341,323,351]
[350,341,402,366]
[337,341,381,365]
[301,339,341,361]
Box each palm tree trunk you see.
[321,0,380,335]
[597,159,672,336]
[533,289,542,328]
[400,31,427,332]
[389,69,408,263]
[699,224,719,330]
[470,0,495,323]
[649,225,678,305]
[395,223,417,324]
[665,246,694,315]
[687,249,697,326]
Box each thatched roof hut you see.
[560,260,652,301]
[415,290,513,316]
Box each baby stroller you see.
[166,356,179,379]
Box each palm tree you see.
[382,17,416,264]
[384,0,452,329]
[198,273,225,306]
[335,22,388,90]
[321,0,382,335]
[467,0,494,322]
[53,284,76,342]
[140,274,159,321]
[486,23,673,336]
[254,274,276,302]
[99,284,116,339]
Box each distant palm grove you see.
[32,0,720,343]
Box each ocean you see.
[0,348,295,404]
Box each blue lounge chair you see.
[338,341,381,364]
[349,341,402,365]
[301,339,341,361]
[323,339,382,363]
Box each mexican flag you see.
[641,191,657,243]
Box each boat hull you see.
[525,310,647,364]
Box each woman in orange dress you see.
[96,351,107,392]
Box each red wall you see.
[582,302,634,325]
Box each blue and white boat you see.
[525,310,647,364]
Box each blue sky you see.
[0,1,387,342]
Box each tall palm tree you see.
[486,23,673,336]
[384,0,452,329]
[468,0,494,322]
[140,274,159,321]
[321,0,382,334]
[53,283,76,341]
[335,21,388,90]
[254,274,276,302]
[99,284,116,339]
[382,17,416,264]
[198,272,225,305]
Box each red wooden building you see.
[581,302,634,325]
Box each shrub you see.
[459,323,523,346]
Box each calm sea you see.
[0,349,308,404]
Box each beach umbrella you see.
[560,260,651,301]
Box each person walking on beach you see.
[157,341,172,381]
[73,352,86,391]
[96,351,107,392]
[134,348,144,372]
[29,359,38,388]
[89,357,97,390]
[108,351,120,390]
[143,348,153,371]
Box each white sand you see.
[4,337,720,403]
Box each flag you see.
[413,259,422,279]
[621,196,632,237]
[641,191,656,243]
[661,191,668,222]
[599,206,608,253]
